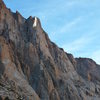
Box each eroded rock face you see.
[0,0,100,100]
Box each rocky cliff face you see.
[0,0,100,100]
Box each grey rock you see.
[0,0,100,100]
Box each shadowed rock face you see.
[76,58,100,83]
[0,0,100,100]
[0,61,5,78]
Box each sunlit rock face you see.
[33,17,37,27]
[0,0,100,100]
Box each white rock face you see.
[33,17,37,27]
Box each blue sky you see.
[4,0,100,64]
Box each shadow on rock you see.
[0,60,5,78]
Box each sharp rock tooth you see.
[33,17,37,27]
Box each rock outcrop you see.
[0,0,100,100]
